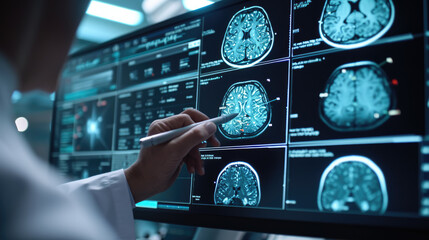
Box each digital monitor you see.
[50,0,429,238]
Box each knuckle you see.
[182,108,196,115]
[149,119,160,128]
[148,120,165,135]
[193,127,208,140]
[178,113,193,123]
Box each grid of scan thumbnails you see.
[50,0,429,220]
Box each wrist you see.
[124,165,155,203]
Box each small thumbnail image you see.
[289,39,424,142]
[193,147,285,209]
[292,0,423,55]
[286,143,420,215]
[199,61,289,146]
[201,0,291,73]
[73,96,115,151]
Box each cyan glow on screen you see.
[182,0,214,11]
[86,1,144,26]
[11,90,22,103]
[50,92,55,101]
[87,120,99,135]
[136,200,158,209]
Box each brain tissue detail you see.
[318,155,388,214]
[214,161,261,206]
[221,6,274,68]
[219,80,271,139]
[319,61,394,132]
[319,0,395,49]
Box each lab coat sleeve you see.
[59,169,136,239]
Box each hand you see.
[124,109,220,203]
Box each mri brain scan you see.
[319,61,394,131]
[318,155,388,214]
[221,6,274,68]
[319,0,395,49]
[214,161,261,206]
[219,80,271,139]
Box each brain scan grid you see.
[214,162,261,206]
[319,0,395,49]
[318,155,388,213]
[219,80,271,139]
[319,61,394,131]
[222,6,274,68]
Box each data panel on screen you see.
[119,41,200,89]
[201,0,291,74]
[292,0,424,56]
[193,147,285,209]
[58,66,118,101]
[115,79,197,150]
[199,61,288,146]
[286,143,420,215]
[289,39,425,143]
[52,155,112,181]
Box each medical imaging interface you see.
[50,0,429,231]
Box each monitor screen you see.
[50,0,429,237]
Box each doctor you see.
[0,1,219,239]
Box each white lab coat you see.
[0,54,135,239]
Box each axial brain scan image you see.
[319,61,394,131]
[219,80,271,139]
[214,161,261,206]
[319,0,395,49]
[318,155,388,214]
[221,6,274,68]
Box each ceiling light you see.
[142,0,168,14]
[182,0,214,11]
[86,0,144,26]
[15,117,29,132]
[151,0,183,23]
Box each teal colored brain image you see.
[319,0,395,49]
[319,61,394,131]
[219,80,271,139]
[221,6,274,68]
[318,155,388,214]
[214,161,261,206]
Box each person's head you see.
[0,0,89,92]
